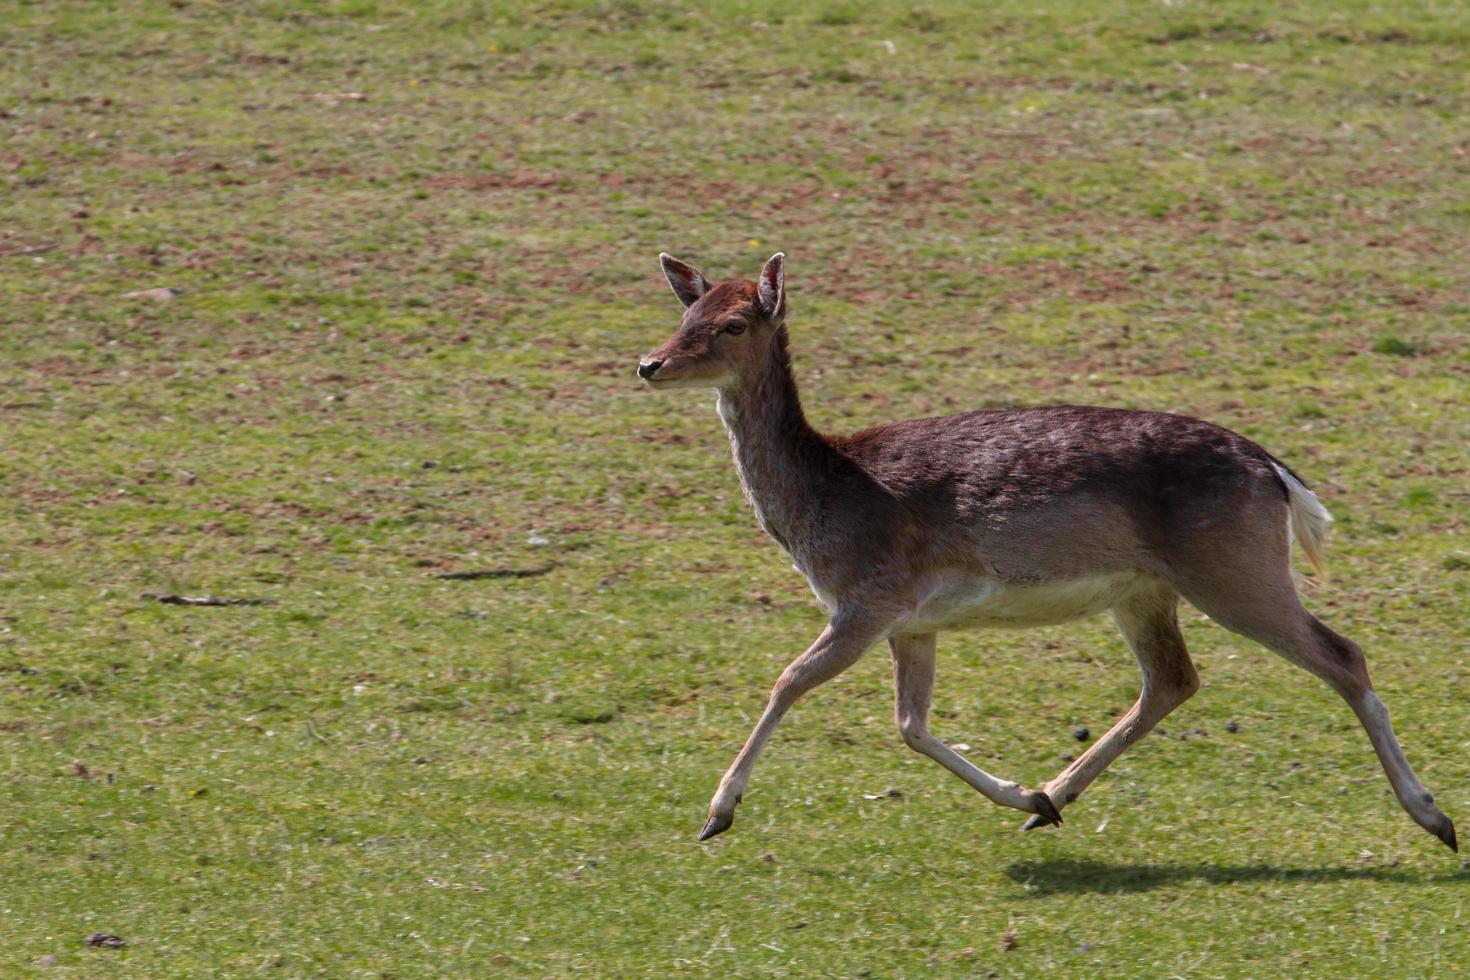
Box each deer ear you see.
[659,253,710,308]
[757,252,786,321]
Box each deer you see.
[636,251,1456,853]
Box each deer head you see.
[637,252,786,389]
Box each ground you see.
[2,0,1468,975]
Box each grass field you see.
[3,0,1469,975]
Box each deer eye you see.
[724,321,747,336]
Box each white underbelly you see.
[907,572,1143,631]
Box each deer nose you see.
[637,358,663,380]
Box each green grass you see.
[3,0,1469,975]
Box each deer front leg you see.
[890,632,1061,824]
[699,609,890,841]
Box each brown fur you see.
[640,255,1456,853]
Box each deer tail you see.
[1269,461,1332,581]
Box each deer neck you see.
[715,328,830,552]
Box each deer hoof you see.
[697,813,734,842]
[1433,816,1458,853]
[1025,791,1062,828]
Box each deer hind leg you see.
[1020,581,1199,831]
[890,632,1062,824]
[1180,569,1457,852]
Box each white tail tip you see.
[1271,462,1331,581]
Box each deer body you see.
[639,252,1456,852]
[906,571,1143,632]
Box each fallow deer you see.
[637,251,1456,852]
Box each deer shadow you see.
[1004,857,1470,897]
